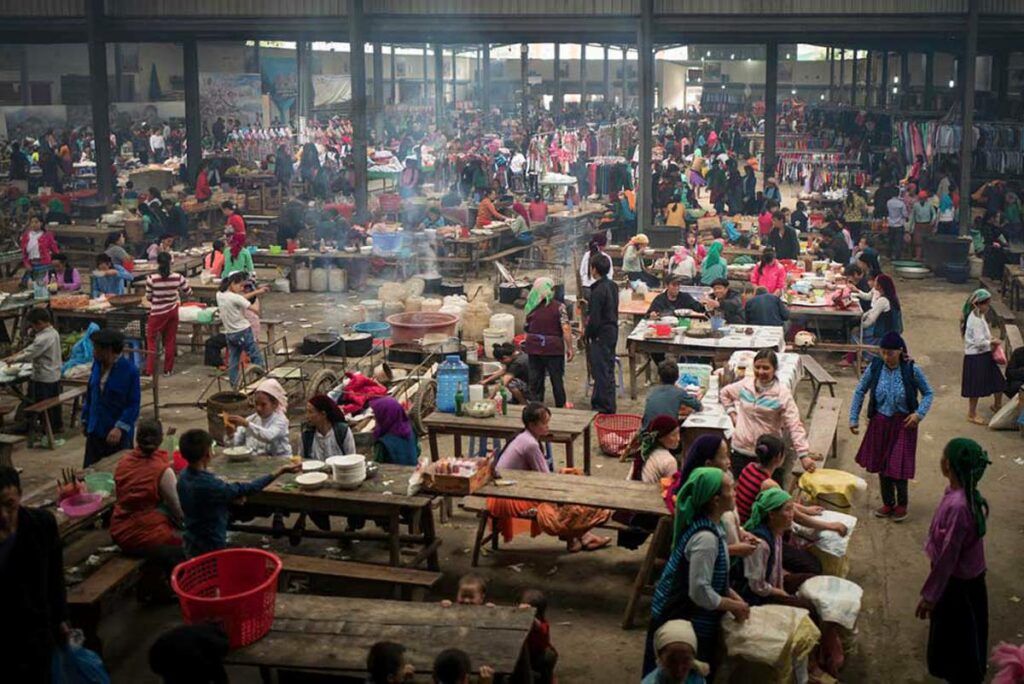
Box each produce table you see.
[216,460,440,570]
[224,595,533,679]
[423,407,597,475]
[625,321,785,399]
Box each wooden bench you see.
[981,276,1018,322]
[806,396,843,463]
[276,552,441,601]
[0,433,25,468]
[67,554,144,656]
[1005,324,1024,356]
[461,496,629,568]
[24,387,86,450]
[799,354,837,418]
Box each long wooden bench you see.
[806,396,843,463]
[981,276,1018,324]
[800,354,837,418]
[1005,324,1024,356]
[0,433,25,468]
[276,552,441,601]
[24,387,86,450]
[67,554,144,656]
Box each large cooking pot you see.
[498,281,529,304]
[389,341,467,366]
[440,280,465,296]
[301,333,344,357]
[420,274,443,295]
[341,332,373,357]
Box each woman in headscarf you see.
[370,396,419,466]
[488,402,611,553]
[699,242,728,286]
[623,233,660,288]
[523,276,573,408]
[224,378,292,457]
[739,488,815,607]
[642,619,709,684]
[629,415,680,485]
[849,331,934,521]
[643,467,749,678]
[961,289,1006,425]
[917,438,991,684]
[670,245,697,284]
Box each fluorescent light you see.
[697,77,702,83]
[791,89,797,94]
[730,53,735,59]
[948,79,955,88]
[819,93,825,100]
[706,50,711,57]
[892,86,898,93]
[721,84,726,89]
[786,53,792,60]
[893,76,899,84]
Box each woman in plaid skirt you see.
[849,331,934,522]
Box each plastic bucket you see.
[483,328,507,358]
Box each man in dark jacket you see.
[705,278,745,324]
[872,180,898,219]
[585,254,619,414]
[645,276,704,318]
[744,287,790,327]
[0,466,68,682]
[766,211,801,260]
[9,141,30,181]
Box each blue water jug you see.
[437,354,469,413]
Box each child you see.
[432,648,494,684]
[441,573,494,607]
[175,428,298,558]
[366,641,415,683]
[6,308,64,446]
[91,253,128,298]
[519,589,558,684]
[734,435,785,522]
[643,620,708,684]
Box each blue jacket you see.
[82,356,140,445]
[177,468,274,558]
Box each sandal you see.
[567,538,583,554]
[967,415,988,425]
[582,535,612,551]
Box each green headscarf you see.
[702,241,723,271]
[944,438,991,537]
[742,487,792,531]
[962,288,991,319]
[524,276,555,317]
[672,467,725,550]
[47,199,64,213]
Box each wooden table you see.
[423,407,597,474]
[215,461,441,570]
[473,469,670,630]
[21,449,131,540]
[618,287,709,323]
[224,595,534,680]
[0,296,40,345]
[625,321,785,399]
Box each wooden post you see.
[621,45,628,106]
[373,43,384,141]
[433,43,444,127]
[86,0,113,202]
[521,44,529,135]
[958,0,979,235]
[637,0,654,234]
[19,45,29,105]
[349,0,368,216]
[764,41,779,180]
[851,49,859,106]
[603,45,611,104]
[580,43,588,110]
[994,51,1010,119]
[553,42,562,115]
[839,49,846,104]
[183,40,202,185]
[864,51,873,107]
[899,51,910,110]
[482,43,491,115]
[828,47,835,101]
[390,44,398,105]
[880,52,889,107]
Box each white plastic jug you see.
[489,313,516,344]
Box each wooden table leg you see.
[621,516,670,630]
[428,429,440,462]
[563,440,573,470]
[628,346,638,400]
[421,502,441,572]
[453,431,463,459]
[583,424,592,475]
[388,509,402,567]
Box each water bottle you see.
[437,354,469,413]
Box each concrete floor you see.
[18,264,1024,683]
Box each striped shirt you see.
[736,462,772,523]
[145,272,192,317]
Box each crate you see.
[697,215,722,231]
[421,459,492,495]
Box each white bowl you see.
[295,472,329,490]
[301,460,326,472]
[325,454,365,469]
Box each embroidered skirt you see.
[854,412,918,480]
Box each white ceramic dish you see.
[301,460,326,472]
[325,454,365,469]
[223,446,253,462]
[295,472,329,490]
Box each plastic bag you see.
[722,604,819,673]
[792,510,858,559]
[62,323,100,374]
[989,399,1020,430]
[797,575,864,630]
[52,643,110,684]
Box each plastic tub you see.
[171,549,282,648]
[352,321,392,340]
[386,312,460,344]
[84,473,115,496]
[371,231,404,255]
[59,492,105,517]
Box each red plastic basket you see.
[171,548,282,649]
[594,413,642,457]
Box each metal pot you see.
[421,274,443,295]
[341,332,373,357]
[301,333,343,357]
[498,281,528,304]
[440,280,465,296]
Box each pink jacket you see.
[750,261,787,295]
[719,375,809,457]
[21,230,60,268]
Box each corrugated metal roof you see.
[655,0,966,12]
[106,0,347,16]
[980,0,1024,13]
[372,0,639,13]
[0,0,82,15]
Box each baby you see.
[441,573,495,608]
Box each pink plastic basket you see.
[171,549,282,649]
[594,413,642,457]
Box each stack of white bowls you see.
[325,454,367,489]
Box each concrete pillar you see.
[553,43,562,114]
[603,45,611,104]
[580,43,588,109]
[86,0,113,202]
[521,44,529,135]
[390,45,398,105]
[959,3,978,235]
[880,52,889,107]
[839,49,846,104]
[373,43,384,141]
[183,40,202,185]
[349,0,368,215]
[637,0,654,234]
[482,43,491,114]
[851,50,859,106]
[621,46,628,106]
[864,51,873,107]
[828,48,835,101]
[900,51,910,110]
[994,51,1010,118]
[433,44,444,127]
[450,49,457,106]
[764,41,779,179]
